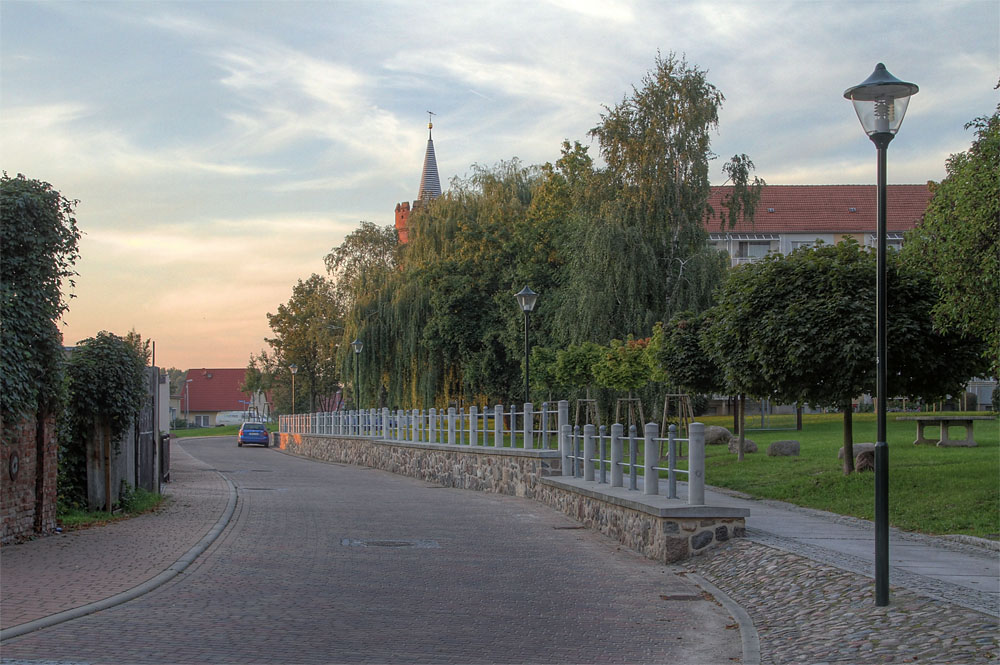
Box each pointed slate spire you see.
[417,112,441,202]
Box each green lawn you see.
[696,412,999,539]
[170,423,276,438]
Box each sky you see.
[2,0,997,372]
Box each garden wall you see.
[1,415,58,544]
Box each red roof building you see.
[704,184,933,265]
[176,368,270,426]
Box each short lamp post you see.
[844,62,918,607]
[289,364,298,416]
[515,286,539,403]
[351,338,364,410]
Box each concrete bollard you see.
[523,403,533,450]
[688,422,705,506]
[447,407,456,446]
[494,405,504,447]
[561,424,573,476]
[470,406,478,446]
[668,424,677,499]
[611,424,623,487]
[644,422,659,496]
[583,424,595,481]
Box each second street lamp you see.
[844,62,918,607]
[351,338,364,410]
[289,364,298,416]
[515,286,539,404]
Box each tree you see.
[60,331,147,509]
[646,313,723,395]
[324,221,398,315]
[555,52,761,343]
[903,102,999,376]
[265,274,341,414]
[1,173,80,431]
[592,337,651,426]
[705,240,987,472]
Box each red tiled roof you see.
[183,368,250,412]
[704,184,933,234]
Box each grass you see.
[695,412,999,539]
[58,486,165,531]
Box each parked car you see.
[237,421,270,447]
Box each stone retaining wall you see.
[274,432,746,563]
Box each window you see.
[738,241,771,259]
[194,415,210,427]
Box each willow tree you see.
[556,52,761,343]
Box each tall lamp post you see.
[844,63,918,607]
[515,286,539,403]
[351,338,364,409]
[289,364,298,415]
[184,378,193,427]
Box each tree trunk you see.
[737,394,746,462]
[842,405,855,475]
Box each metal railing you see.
[563,422,705,505]
[279,402,706,506]
[279,402,564,450]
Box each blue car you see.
[238,422,270,447]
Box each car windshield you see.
[242,423,265,431]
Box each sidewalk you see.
[0,445,234,637]
[697,483,1000,617]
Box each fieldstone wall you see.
[276,433,561,498]
[536,477,747,563]
[1,415,58,545]
[274,432,746,564]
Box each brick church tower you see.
[395,114,442,243]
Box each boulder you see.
[728,437,757,454]
[855,449,876,472]
[704,425,733,446]
[838,442,875,460]
[767,440,800,457]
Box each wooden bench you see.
[895,415,995,447]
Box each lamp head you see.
[844,63,918,137]
[351,338,364,354]
[289,364,298,375]
[515,286,538,313]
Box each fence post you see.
[494,405,504,447]
[598,425,607,484]
[644,422,659,496]
[448,407,456,445]
[688,422,705,506]
[583,424,595,481]
[561,424,572,476]
[540,403,548,449]
[611,423,623,487]
[557,400,569,456]
[523,402,533,450]
[470,406,478,446]
[668,424,678,499]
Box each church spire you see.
[417,111,441,202]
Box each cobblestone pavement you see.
[1,437,741,664]
[0,445,230,630]
[686,538,999,664]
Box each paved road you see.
[1,438,741,664]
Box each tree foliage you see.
[705,241,987,471]
[646,313,722,394]
[555,52,761,343]
[1,173,80,428]
[903,102,1000,376]
[263,274,341,413]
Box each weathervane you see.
[427,110,435,133]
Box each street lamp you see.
[844,62,918,607]
[184,379,193,427]
[515,286,539,403]
[289,364,298,415]
[351,338,364,410]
